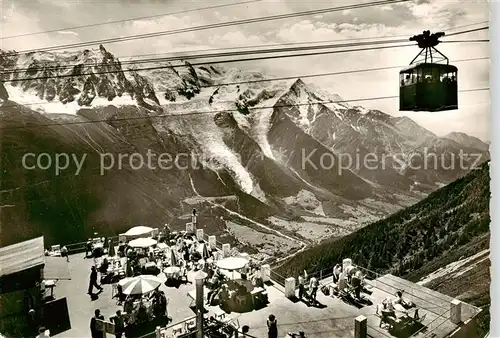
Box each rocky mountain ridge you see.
[0,45,490,252]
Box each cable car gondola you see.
[399,30,457,112]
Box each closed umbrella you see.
[196,242,211,259]
[118,275,162,295]
[108,243,116,257]
[128,238,157,248]
[169,248,178,266]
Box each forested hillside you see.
[274,161,490,335]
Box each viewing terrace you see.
[43,222,481,338]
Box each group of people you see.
[297,273,320,305]
[401,72,457,86]
[329,263,366,300]
[90,309,125,338]
[377,290,419,328]
[85,237,107,258]
[90,287,169,338]
[205,264,264,305]
[44,245,69,261]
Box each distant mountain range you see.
[0,46,490,253]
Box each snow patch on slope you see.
[417,249,490,286]
[5,84,137,115]
[159,113,267,202]
[250,107,276,159]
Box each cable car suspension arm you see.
[409,30,448,64]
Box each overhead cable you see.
[0,87,489,131]
[14,0,412,54]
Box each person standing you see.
[351,271,362,299]
[110,310,125,338]
[86,240,92,258]
[267,314,278,338]
[333,264,341,284]
[61,246,69,262]
[309,276,318,304]
[297,273,305,300]
[90,309,104,338]
[88,266,102,295]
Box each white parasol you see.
[118,275,162,295]
[128,237,157,248]
[124,226,154,237]
[216,257,248,271]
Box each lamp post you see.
[194,270,208,338]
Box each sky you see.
[0,0,491,141]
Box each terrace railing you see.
[151,315,197,338]
[411,309,452,337]
[62,235,120,254]
[269,270,287,288]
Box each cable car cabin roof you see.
[399,63,458,74]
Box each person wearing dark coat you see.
[110,310,125,338]
[90,309,104,338]
[88,266,103,295]
[267,314,278,338]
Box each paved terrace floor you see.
[53,253,197,338]
[52,253,480,338]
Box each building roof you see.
[0,237,45,277]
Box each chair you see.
[185,319,196,331]
[172,324,184,336]
[43,280,56,299]
[157,328,168,338]
[235,295,246,307]
[213,307,226,321]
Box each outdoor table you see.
[394,303,419,320]
[145,262,156,269]
[227,279,254,292]
[164,266,180,279]
[44,280,56,298]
